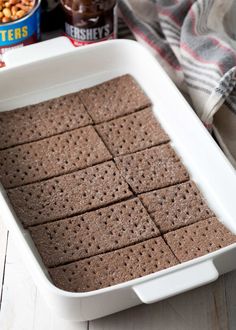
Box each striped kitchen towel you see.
[118,0,236,130]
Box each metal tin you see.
[0,0,41,62]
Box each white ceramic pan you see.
[0,38,236,321]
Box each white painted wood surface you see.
[0,219,235,330]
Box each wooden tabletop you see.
[0,218,235,330]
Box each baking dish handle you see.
[132,260,218,304]
[3,37,75,67]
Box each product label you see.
[0,7,40,49]
[64,7,115,46]
[65,23,112,42]
[0,33,38,64]
[0,7,40,66]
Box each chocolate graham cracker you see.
[139,181,214,233]
[29,198,160,267]
[49,237,179,292]
[0,92,92,150]
[79,74,151,124]
[164,217,236,262]
[7,161,133,227]
[115,144,189,194]
[96,108,169,156]
[0,126,111,189]
[2,74,235,294]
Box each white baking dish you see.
[0,38,236,322]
